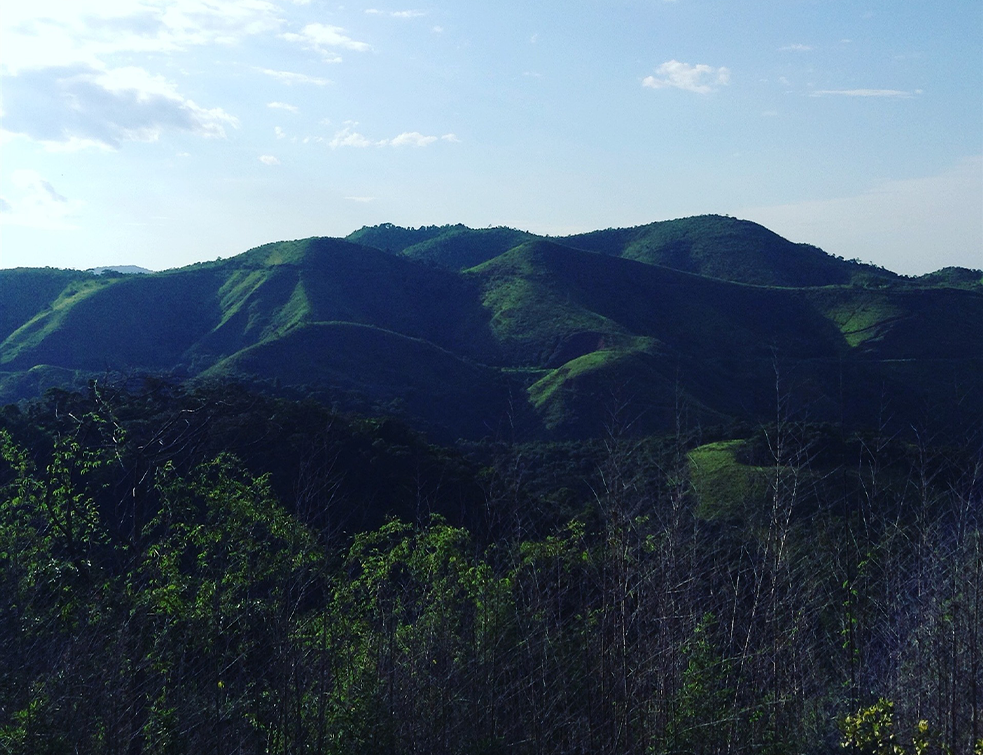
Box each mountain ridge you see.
[2,215,980,440]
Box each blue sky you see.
[1,0,980,274]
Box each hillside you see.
[559,214,901,287]
[2,216,980,440]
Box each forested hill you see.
[2,214,981,440]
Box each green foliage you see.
[667,612,733,754]
[841,700,952,755]
[1,384,981,753]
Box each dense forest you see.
[1,378,980,754]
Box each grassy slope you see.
[807,286,983,356]
[1,268,225,371]
[470,238,982,435]
[0,269,98,343]
[470,238,853,362]
[560,215,900,287]
[398,227,537,271]
[687,440,772,521]
[468,239,853,433]
[915,266,983,290]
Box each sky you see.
[1,0,980,275]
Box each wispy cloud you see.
[643,60,730,94]
[267,101,299,112]
[385,132,437,147]
[345,196,375,202]
[281,23,371,62]
[365,9,427,17]
[0,170,84,230]
[780,43,814,52]
[258,155,280,165]
[810,89,919,98]
[329,127,459,148]
[1,0,284,73]
[1,64,238,150]
[258,68,330,86]
[329,127,376,148]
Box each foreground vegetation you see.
[1,381,980,754]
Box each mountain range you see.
[2,215,980,440]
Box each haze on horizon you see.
[1,0,980,276]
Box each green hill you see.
[345,222,460,254]
[0,267,95,343]
[398,227,536,270]
[2,216,980,440]
[559,215,900,287]
[913,266,983,290]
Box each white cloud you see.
[0,0,284,73]
[1,64,238,150]
[344,196,375,202]
[258,68,330,86]
[0,170,85,230]
[274,126,286,139]
[259,155,280,165]
[780,43,813,52]
[385,131,437,147]
[281,23,371,61]
[267,101,299,112]
[810,89,917,98]
[329,127,456,148]
[642,60,730,94]
[365,8,426,17]
[329,126,375,148]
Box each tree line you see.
[0,381,980,753]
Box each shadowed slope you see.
[0,268,96,343]
[560,215,899,287]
